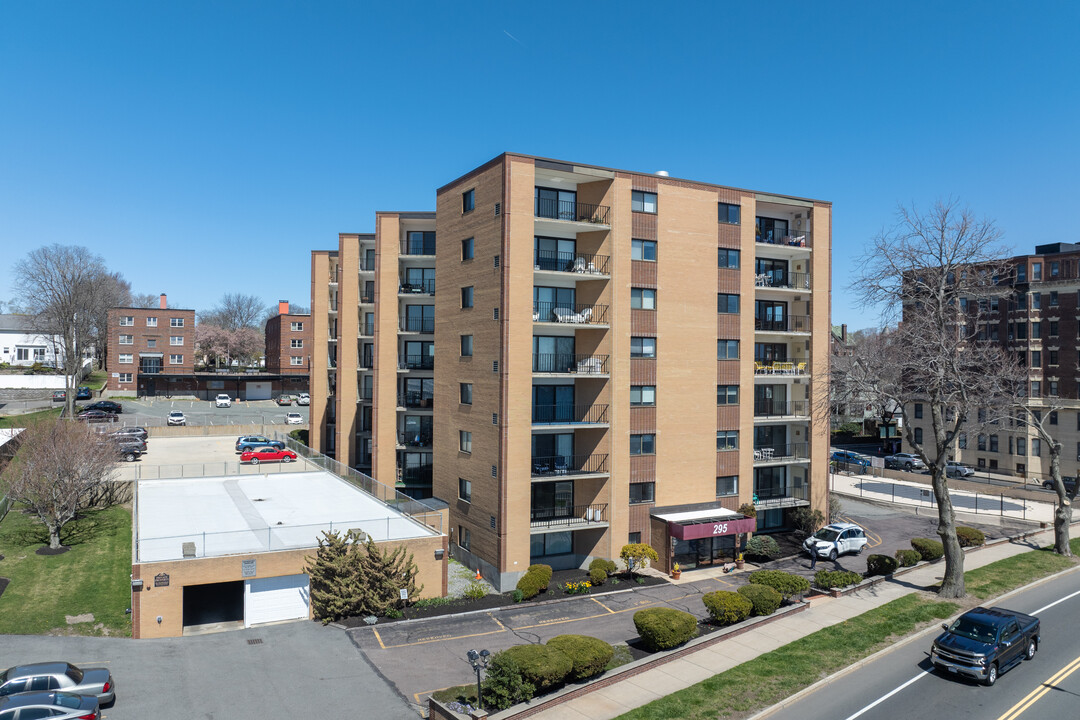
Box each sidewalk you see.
[525,527,1064,720]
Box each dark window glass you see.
[460,335,473,357]
[631,337,656,358]
[717,385,738,404]
[718,248,740,268]
[461,238,474,260]
[718,202,740,224]
[718,294,740,313]
[631,239,657,261]
[629,483,655,504]
[630,434,655,455]
[631,191,657,213]
[460,383,472,405]
[716,475,738,495]
[462,189,475,213]
[461,286,474,308]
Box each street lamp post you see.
[466,648,490,710]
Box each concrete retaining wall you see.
[145,424,307,439]
[0,376,67,390]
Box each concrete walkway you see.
[527,527,1065,720]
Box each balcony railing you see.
[532,353,609,374]
[398,354,434,370]
[399,280,435,295]
[359,356,374,370]
[358,259,375,271]
[400,465,433,485]
[399,432,433,448]
[401,239,436,256]
[755,272,811,290]
[755,315,811,333]
[360,322,374,336]
[534,250,610,275]
[533,302,609,325]
[532,403,609,425]
[754,360,808,375]
[753,399,810,418]
[753,443,810,462]
[753,482,809,509]
[398,392,433,409]
[359,387,373,401]
[535,199,610,225]
[756,229,811,248]
[530,503,608,529]
[399,317,435,334]
[531,454,609,478]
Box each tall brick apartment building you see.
[264,300,312,394]
[105,294,196,395]
[311,154,832,589]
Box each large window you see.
[717,385,738,404]
[716,430,738,450]
[755,217,789,244]
[535,186,576,220]
[718,202,740,224]
[718,294,740,313]
[533,285,576,322]
[404,304,434,333]
[630,385,656,406]
[530,531,572,558]
[631,191,657,214]
[630,434,655,455]
[460,335,473,357]
[631,288,656,310]
[533,335,575,372]
[458,478,472,503]
[462,189,475,213]
[460,383,472,405]
[718,248,740,268]
[631,239,657,261]
[534,235,577,271]
[629,483,655,504]
[716,475,738,496]
[631,337,656,358]
[718,340,739,359]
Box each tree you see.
[88,271,132,369]
[129,293,159,308]
[1015,405,1073,555]
[305,530,365,624]
[619,543,659,577]
[201,293,270,331]
[195,324,263,369]
[843,200,1023,598]
[1,417,117,548]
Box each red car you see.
[240,447,298,465]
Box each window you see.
[1031,350,1040,366]
[1032,438,1041,457]
[118,373,132,383]
[716,475,738,496]
[170,317,185,327]
[461,237,474,260]
[1016,437,1026,456]
[290,339,303,348]
[461,286,474,309]
[290,356,304,365]
[458,526,470,550]
[990,435,999,452]
[716,430,738,450]
[630,338,652,358]
[1050,381,1059,396]
[717,293,740,313]
[914,427,923,444]
[718,248,740,268]
[168,336,182,346]
[631,190,657,213]
[718,202,740,224]
[914,403,923,419]
[978,434,987,451]
[1017,265,1026,283]
[531,531,572,557]
[459,431,472,453]
[118,316,134,326]
[460,383,472,405]
[1050,411,1058,425]
[628,532,641,544]
[118,334,133,345]
[169,354,183,365]
[460,335,473,356]
[717,385,738,404]
[1050,291,1059,306]
[629,483,655,504]
[1032,322,1041,338]
[291,321,304,331]
[462,189,475,213]
[1031,293,1042,310]
[631,239,657,261]
[458,478,472,503]
[717,340,739,359]
[119,353,133,364]
[631,288,656,310]
[1032,263,1042,281]
[1050,322,1059,337]
[146,316,157,327]
[630,385,656,406]
[1031,380,1041,396]
[630,434,655,455]
[958,432,967,449]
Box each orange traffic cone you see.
[475,568,483,581]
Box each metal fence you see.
[120,460,306,481]
[86,413,306,429]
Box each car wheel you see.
[124,453,136,462]
[1026,639,1036,660]
[855,545,864,555]
[984,662,998,686]
[829,549,838,561]
[283,456,293,463]
[250,457,260,465]
[905,462,913,471]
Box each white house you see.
[0,314,64,367]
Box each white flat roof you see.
[654,507,740,523]
[0,428,23,450]
[136,470,438,563]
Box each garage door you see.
[245,381,271,401]
[244,574,310,627]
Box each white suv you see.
[804,522,869,561]
[296,393,310,406]
[215,394,232,408]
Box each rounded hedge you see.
[703,590,753,626]
[737,584,782,616]
[744,535,781,560]
[955,526,986,548]
[517,564,553,600]
[500,644,572,693]
[813,570,864,590]
[866,553,899,576]
[895,549,921,567]
[589,567,608,585]
[747,570,811,601]
[546,635,614,681]
[911,538,945,561]
[589,558,618,575]
[633,607,699,651]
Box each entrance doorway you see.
[182,581,243,632]
[673,535,737,570]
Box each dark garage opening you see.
[183,581,244,629]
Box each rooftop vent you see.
[656,170,669,177]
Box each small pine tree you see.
[356,538,425,616]
[305,530,364,623]
[620,543,660,577]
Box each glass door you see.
[535,236,577,271]
[533,335,575,372]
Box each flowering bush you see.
[563,580,592,595]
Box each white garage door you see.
[245,381,271,401]
[244,574,310,627]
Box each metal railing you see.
[360,322,374,336]
[532,353,609,374]
[122,460,308,480]
[756,229,811,248]
[534,250,610,275]
[399,354,434,370]
[753,399,810,417]
[397,392,433,409]
[399,432,433,448]
[399,317,435,333]
[400,465,433,486]
[535,198,610,225]
[755,271,811,290]
[360,387,372,401]
[530,453,609,478]
[753,482,809,509]
[754,360,809,375]
[532,301,609,325]
[755,315,812,333]
[532,403,609,425]
[530,503,608,528]
[399,280,435,295]
[753,442,810,462]
[401,238,436,256]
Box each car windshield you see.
[64,665,82,683]
[54,693,82,709]
[948,618,997,643]
[813,528,840,542]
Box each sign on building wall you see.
[241,559,256,578]
[154,573,170,587]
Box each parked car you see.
[885,452,926,471]
[214,393,232,408]
[76,386,92,400]
[82,400,122,415]
[240,447,298,465]
[108,426,148,441]
[0,661,115,704]
[236,435,285,452]
[296,393,310,406]
[276,395,294,406]
[1042,477,1078,494]
[285,412,303,425]
[166,411,186,426]
[76,410,116,424]
[108,436,146,462]
[804,522,868,561]
[931,606,1040,686]
[946,461,976,478]
[52,390,66,402]
[0,691,100,719]
[830,450,872,467]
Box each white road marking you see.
[1032,588,1080,616]
[841,671,930,720]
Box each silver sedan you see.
[0,662,115,705]
[0,691,99,719]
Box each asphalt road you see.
[92,397,309,428]
[764,567,1080,720]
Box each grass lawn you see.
[0,407,62,429]
[964,542,1077,600]
[82,370,108,391]
[0,504,132,636]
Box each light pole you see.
[466,648,490,710]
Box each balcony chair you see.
[554,456,569,475]
[754,361,768,374]
[573,307,593,324]
[553,307,573,323]
[574,257,587,273]
[796,362,807,374]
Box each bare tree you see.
[129,293,159,308]
[201,293,270,331]
[88,271,133,369]
[1014,405,1074,555]
[845,200,1023,598]
[2,417,118,548]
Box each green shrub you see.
[512,589,524,603]
[528,564,553,585]
[481,653,535,710]
[517,564,553,600]
[620,544,660,575]
[895,549,921,567]
[911,537,945,561]
[500,644,572,693]
[589,567,608,585]
[589,557,618,576]
[737,584,782,616]
[747,570,811,601]
[956,526,986,548]
[633,607,699,651]
[866,554,899,576]
[546,635,614,681]
[702,590,753,626]
[744,535,781,560]
[790,507,826,535]
[463,581,487,600]
[814,570,864,590]
[738,503,757,519]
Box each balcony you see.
[753,482,809,510]
[398,354,434,371]
[534,250,610,276]
[532,353,609,375]
[530,503,608,531]
[532,403,609,426]
[359,356,374,370]
[400,465,433,486]
[398,392,433,409]
[533,302,609,326]
[754,360,809,376]
[399,317,435,334]
[399,280,435,296]
[530,453,609,479]
[399,432,433,449]
[755,272,811,291]
[535,198,610,226]
[359,387,373,402]
[755,315,811,334]
[360,321,374,337]
[756,229,811,249]
[753,399,810,419]
[401,238,436,256]
[753,443,809,464]
[358,259,375,273]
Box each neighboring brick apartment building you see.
[907,243,1080,483]
[310,153,832,590]
[106,294,196,394]
[264,300,312,394]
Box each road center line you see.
[840,671,929,720]
[996,654,1080,720]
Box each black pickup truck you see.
[930,606,1040,686]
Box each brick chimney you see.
[159,293,167,309]
[278,300,289,315]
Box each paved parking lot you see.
[95,398,309,428]
[113,434,322,481]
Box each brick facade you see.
[106,295,195,394]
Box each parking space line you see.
[838,513,883,548]
[371,627,387,649]
[592,597,615,613]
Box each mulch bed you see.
[35,546,70,556]
[0,578,8,600]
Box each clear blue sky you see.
[1,2,1077,327]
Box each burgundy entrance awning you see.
[668,516,757,541]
